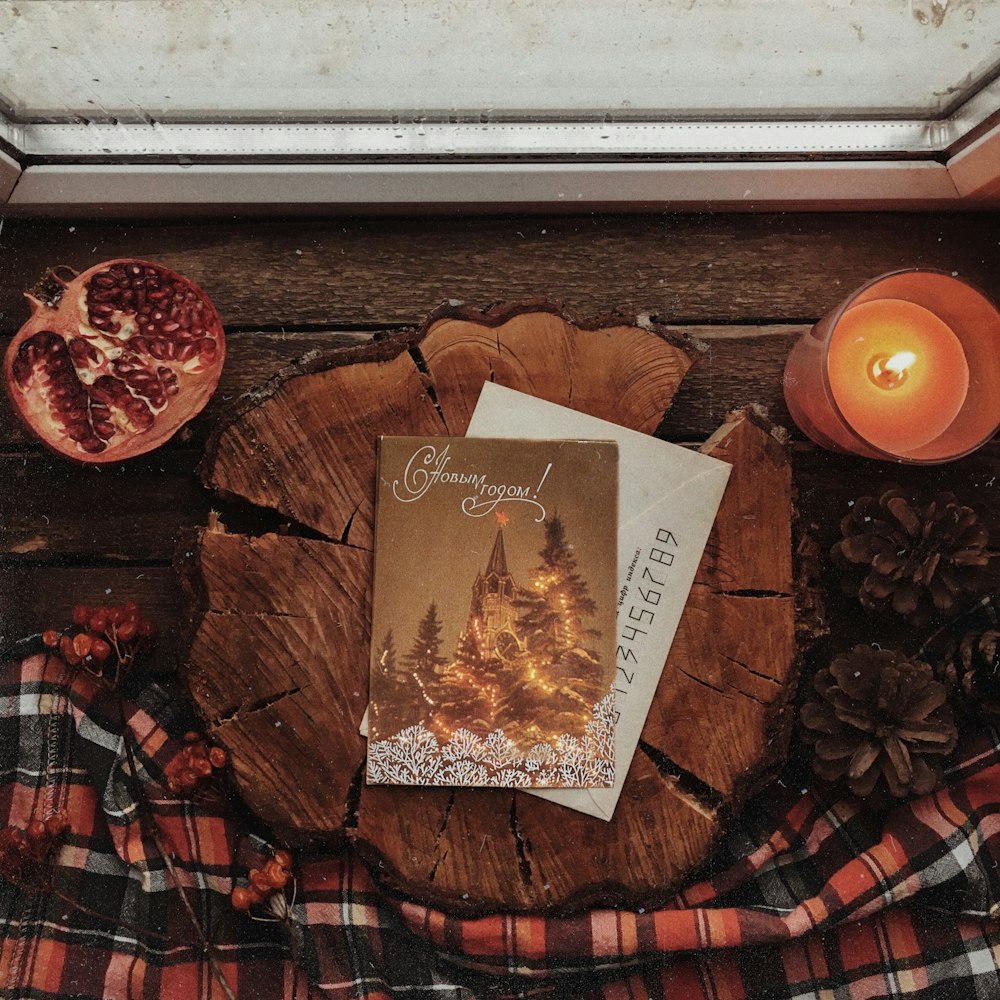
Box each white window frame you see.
[1,78,997,215]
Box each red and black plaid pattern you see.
[3,644,1000,999]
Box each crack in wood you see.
[508,797,533,886]
[638,740,723,818]
[407,345,448,429]
[340,502,361,546]
[677,665,732,699]
[722,653,781,687]
[343,758,365,831]
[211,685,303,726]
[204,491,343,548]
[677,661,769,706]
[712,588,791,599]
[427,848,449,883]
[205,608,316,621]
[435,789,457,840]
[427,789,457,884]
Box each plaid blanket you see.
[2,644,1000,1000]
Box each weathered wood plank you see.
[0,324,786,449]
[5,440,1000,564]
[0,565,181,675]
[0,450,214,563]
[1,214,997,331]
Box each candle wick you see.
[869,351,915,390]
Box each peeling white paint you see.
[0,0,996,122]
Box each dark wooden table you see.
[1,210,999,893]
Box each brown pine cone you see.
[831,487,991,626]
[939,628,1000,717]
[800,645,957,799]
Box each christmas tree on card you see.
[367,436,618,788]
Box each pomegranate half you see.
[4,260,226,462]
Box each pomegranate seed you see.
[92,274,115,288]
[123,400,153,430]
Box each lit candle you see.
[783,270,1000,464]
[826,299,969,456]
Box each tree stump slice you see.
[181,303,799,914]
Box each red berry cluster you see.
[0,812,70,886]
[43,599,155,684]
[231,849,294,912]
[164,732,228,795]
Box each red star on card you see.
[495,510,509,526]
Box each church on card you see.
[366,436,618,789]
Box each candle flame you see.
[869,351,916,390]
[884,351,916,376]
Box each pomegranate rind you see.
[4,259,226,463]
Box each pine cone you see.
[939,628,1000,717]
[831,487,991,626]
[800,645,957,799]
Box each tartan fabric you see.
[2,645,1000,1000]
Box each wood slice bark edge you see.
[181,302,808,914]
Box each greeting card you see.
[366,436,618,788]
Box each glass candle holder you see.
[783,269,1000,463]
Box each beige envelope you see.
[466,383,731,820]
